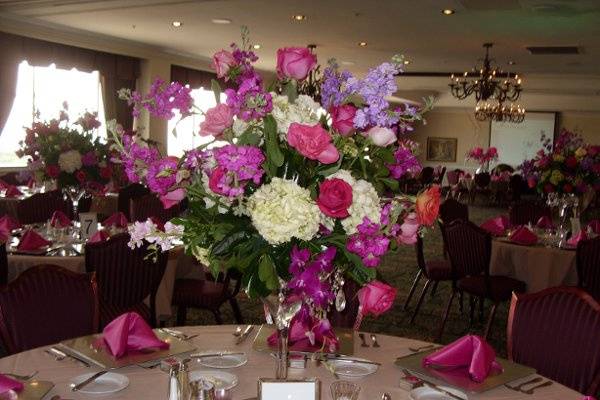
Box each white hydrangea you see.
[270,93,321,141]
[327,169,357,186]
[58,150,82,173]
[341,179,381,235]
[247,177,321,245]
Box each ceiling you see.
[1,0,600,110]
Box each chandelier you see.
[297,44,322,101]
[475,100,526,123]
[449,43,523,103]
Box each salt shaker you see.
[167,364,181,400]
[177,359,191,400]
[189,379,215,400]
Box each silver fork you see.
[3,371,38,381]
[505,376,543,392]
[521,380,553,395]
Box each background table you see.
[490,240,578,293]
[0,325,585,399]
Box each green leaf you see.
[237,129,261,146]
[211,79,222,104]
[379,177,399,191]
[263,115,284,174]
[317,158,342,177]
[211,231,249,257]
[283,80,298,103]
[258,254,280,291]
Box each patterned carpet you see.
[183,205,510,356]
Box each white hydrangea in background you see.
[57,150,82,173]
[247,177,321,245]
[341,179,381,235]
[271,93,321,141]
[327,169,357,186]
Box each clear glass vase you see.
[63,185,87,220]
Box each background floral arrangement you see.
[519,130,600,195]
[17,104,112,191]
[466,146,498,166]
[113,29,439,347]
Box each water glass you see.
[330,380,360,400]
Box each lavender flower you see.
[146,157,179,195]
[387,147,422,179]
[207,144,265,197]
[346,217,390,268]
[124,78,193,119]
[225,77,273,121]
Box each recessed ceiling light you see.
[211,18,232,24]
[403,60,411,65]
[292,14,306,21]
[253,44,261,50]
[441,9,455,15]
[172,21,183,27]
[358,41,367,47]
[508,60,516,65]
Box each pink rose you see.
[276,47,317,81]
[366,126,396,147]
[160,188,186,209]
[200,104,234,137]
[287,123,339,164]
[211,50,236,79]
[317,178,353,218]
[330,105,356,136]
[208,166,228,196]
[358,281,397,317]
[397,212,419,245]
[487,147,498,157]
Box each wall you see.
[559,112,600,145]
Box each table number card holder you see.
[79,212,98,239]
[258,378,320,400]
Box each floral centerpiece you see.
[466,146,498,173]
[113,29,439,377]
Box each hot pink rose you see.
[211,50,236,79]
[330,105,356,136]
[358,280,397,317]
[287,123,339,164]
[160,188,186,209]
[366,126,396,147]
[199,104,234,137]
[317,178,353,218]
[397,212,419,245]
[276,47,317,81]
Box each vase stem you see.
[276,327,289,380]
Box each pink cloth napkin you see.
[422,335,502,383]
[587,220,600,235]
[4,186,22,198]
[0,374,24,394]
[536,216,555,230]
[17,229,51,251]
[88,229,110,243]
[480,215,510,236]
[103,212,128,228]
[102,312,169,358]
[509,226,538,246]
[50,211,72,228]
[567,230,587,247]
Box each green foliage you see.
[211,79,222,104]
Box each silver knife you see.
[54,346,92,367]
[191,352,245,358]
[323,356,381,366]
[235,325,254,344]
[71,370,109,391]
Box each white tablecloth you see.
[490,240,578,293]
[0,325,584,400]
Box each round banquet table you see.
[0,325,584,400]
[489,239,578,293]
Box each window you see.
[0,61,106,167]
[167,87,227,157]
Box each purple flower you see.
[129,78,193,119]
[146,157,179,195]
[387,147,422,179]
[207,144,265,197]
[119,134,160,183]
[346,217,390,268]
[289,246,311,275]
[225,77,272,122]
[81,151,98,166]
[287,247,337,310]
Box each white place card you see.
[79,212,98,239]
[258,378,320,400]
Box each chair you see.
[0,244,6,286]
[130,193,181,224]
[576,236,600,301]
[507,287,600,395]
[85,233,167,328]
[118,183,149,220]
[508,174,524,202]
[445,169,467,200]
[172,268,244,326]
[419,167,435,187]
[439,220,526,341]
[469,172,491,204]
[404,235,452,323]
[16,190,71,224]
[509,200,551,226]
[0,265,98,354]
[438,198,469,258]
[433,166,446,186]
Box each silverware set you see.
[159,328,198,341]
[358,332,380,347]
[408,343,435,353]
[234,325,254,344]
[45,346,91,367]
[70,370,109,392]
[505,376,553,394]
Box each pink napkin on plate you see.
[588,220,600,235]
[422,335,502,383]
[50,210,72,228]
[536,216,555,230]
[509,225,538,246]
[102,312,169,358]
[480,215,510,236]
[4,186,22,198]
[88,229,110,243]
[567,230,587,247]
[17,229,51,251]
[0,374,24,394]
[103,212,128,228]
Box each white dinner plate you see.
[328,359,378,378]
[410,385,466,400]
[195,352,248,368]
[69,372,129,395]
[189,370,238,390]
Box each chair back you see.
[0,244,6,286]
[474,172,491,188]
[509,200,551,226]
[118,183,149,220]
[507,287,600,395]
[576,236,600,301]
[446,169,463,186]
[16,190,71,224]
[84,233,167,327]
[418,167,435,186]
[508,174,524,200]
[130,193,181,223]
[439,198,469,224]
[415,235,427,274]
[445,220,491,279]
[434,166,447,185]
[0,265,98,354]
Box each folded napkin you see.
[102,312,169,358]
[50,210,72,228]
[0,216,21,231]
[88,229,110,243]
[4,186,22,198]
[103,212,128,228]
[480,215,510,236]
[422,335,502,383]
[0,180,9,190]
[588,220,600,235]
[0,374,24,394]
[567,230,587,247]
[17,229,51,251]
[536,215,555,230]
[509,226,538,246]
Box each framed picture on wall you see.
[426,137,457,162]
